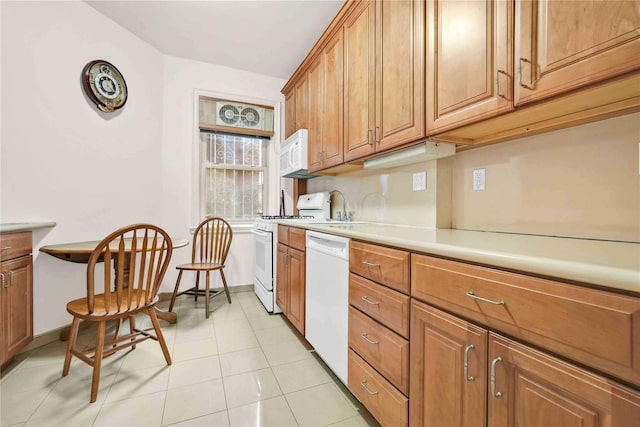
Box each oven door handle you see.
[251,229,269,238]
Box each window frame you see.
[192,90,281,230]
[199,131,268,223]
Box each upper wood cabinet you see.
[344,0,425,162]
[283,76,310,140]
[308,28,345,173]
[426,0,514,133]
[515,0,640,105]
[284,89,296,139]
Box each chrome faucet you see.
[330,190,347,221]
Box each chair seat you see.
[176,262,224,271]
[67,290,158,320]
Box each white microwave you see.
[280,129,314,179]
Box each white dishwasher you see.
[305,230,350,385]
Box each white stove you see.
[252,192,331,313]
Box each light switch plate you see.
[413,171,427,191]
[473,168,485,190]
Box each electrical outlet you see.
[413,171,427,191]
[473,168,485,190]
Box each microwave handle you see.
[289,141,296,167]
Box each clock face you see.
[82,60,128,112]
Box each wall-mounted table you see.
[40,237,189,335]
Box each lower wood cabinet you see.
[410,300,640,427]
[276,226,306,335]
[0,232,34,368]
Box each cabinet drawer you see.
[349,306,409,395]
[412,254,640,386]
[348,349,408,427]
[349,273,410,338]
[350,241,410,294]
[288,227,306,251]
[0,232,32,262]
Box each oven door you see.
[252,228,273,291]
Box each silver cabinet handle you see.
[496,69,508,98]
[1,273,6,288]
[361,296,380,305]
[374,126,380,144]
[362,260,380,267]
[491,356,503,397]
[466,291,505,305]
[518,57,538,89]
[360,380,379,395]
[1,246,12,251]
[464,344,475,381]
[7,270,13,287]
[367,129,373,146]
[361,333,379,345]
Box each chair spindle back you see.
[86,224,173,315]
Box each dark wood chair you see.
[168,217,233,318]
[62,224,173,403]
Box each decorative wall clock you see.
[82,60,128,112]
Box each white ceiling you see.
[85,0,344,80]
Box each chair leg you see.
[194,271,200,302]
[168,269,184,312]
[129,315,137,350]
[90,321,106,403]
[148,308,172,365]
[205,271,210,318]
[62,317,81,376]
[113,318,122,348]
[220,269,231,304]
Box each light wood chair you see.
[168,217,233,318]
[62,224,173,403]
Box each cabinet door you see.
[321,28,345,170]
[410,300,487,427]
[488,334,640,427]
[426,0,513,133]
[344,0,376,162]
[515,0,640,105]
[376,0,425,151]
[294,76,309,131]
[308,56,324,172]
[287,247,305,335]
[1,255,33,364]
[276,244,288,315]
[284,89,296,139]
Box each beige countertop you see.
[279,220,640,294]
[0,221,56,233]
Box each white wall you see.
[160,56,286,293]
[1,1,286,334]
[1,1,165,334]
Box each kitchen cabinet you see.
[307,55,324,172]
[276,225,306,335]
[284,89,296,139]
[0,231,33,368]
[308,28,345,173]
[348,240,411,426]
[409,301,487,427]
[343,0,425,162]
[411,253,640,385]
[283,76,310,140]
[515,0,640,106]
[410,300,640,427]
[426,0,513,133]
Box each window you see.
[200,131,267,221]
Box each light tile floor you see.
[0,291,380,427]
